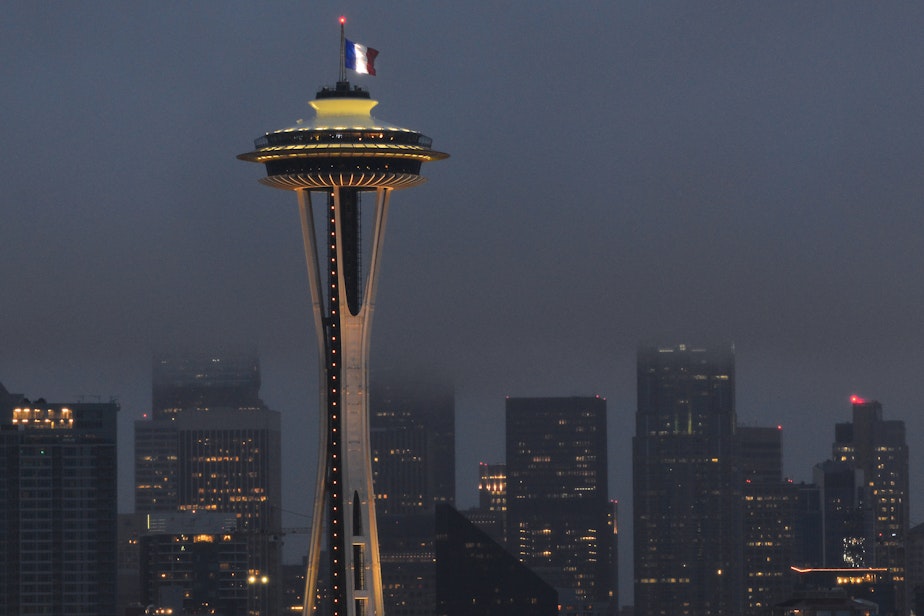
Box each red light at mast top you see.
[340,16,346,24]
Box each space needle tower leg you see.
[297,185,390,616]
[296,188,329,616]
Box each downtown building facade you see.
[506,395,617,615]
[633,344,742,616]
[133,351,283,616]
[0,387,119,616]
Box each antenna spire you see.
[339,16,346,82]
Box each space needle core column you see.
[239,80,447,616]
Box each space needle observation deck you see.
[239,80,447,190]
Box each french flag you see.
[344,39,378,76]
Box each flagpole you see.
[339,16,346,82]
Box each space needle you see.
[238,19,448,616]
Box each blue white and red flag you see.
[344,39,378,76]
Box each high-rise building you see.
[739,426,797,615]
[791,482,824,568]
[370,374,455,516]
[0,396,119,616]
[238,20,448,614]
[137,350,267,512]
[134,351,283,616]
[833,397,909,614]
[506,396,616,614]
[369,373,455,616]
[134,419,178,512]
[435,503,558,616]
[633,343,742,616]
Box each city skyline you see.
[4,3,924,606]
[2,347,916,613]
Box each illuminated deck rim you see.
[238,126,448,164]
[237,146,448,164]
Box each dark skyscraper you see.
[506,396,616,613]
[738,426,797,615]
[369,373,455,616]
[134,351,283,616]
[833,397,909,614]
[633,343,742,616]
[813,459,868,567]
[791,482,824,568]
[370,374,455,516]
[134,419,178,513]
[0,397,119,616]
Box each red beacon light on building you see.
[850,394,867,405]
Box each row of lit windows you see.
[638,577,692,584]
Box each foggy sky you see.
[3,3,924,603]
